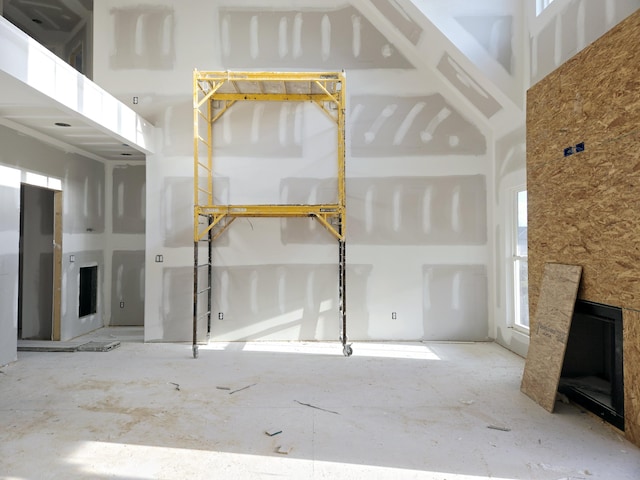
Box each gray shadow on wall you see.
[280,176,487,246]
[110,6,175,70]
[371,0,423,45]
[350,94,487,156]
[422,264,488,341]
[64,157,105,234]
[437,55,502,119]
[111,250,145,326]
[113,165,145,234]
[219,6,412,69]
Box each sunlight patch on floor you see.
[201,341,441,360]
[66,441,517,480]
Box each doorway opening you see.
[18,184,62,340]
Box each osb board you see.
[623,309,640,447]
[521,263,582,413]
[527,9,640,327]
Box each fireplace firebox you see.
[558,300,624,430]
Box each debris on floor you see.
[487,424,511,432]
[276,444,293,455]
[294,400,340,415]
[76,341,121,352]
[216,386,231,391]
[169,382,180,391]
[459,399,475,405]
[17,340,122,353]
[265,428,282,437]
[229,383,257,395]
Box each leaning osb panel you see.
[521,264,581,413]
[623,309,640,446]
[527,9,640,327]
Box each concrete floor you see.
[1,328,638,479]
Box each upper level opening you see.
[2,0,93,78]
[536,0,556,16]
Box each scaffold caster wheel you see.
[343,344,353,357]
[192,345,199,359]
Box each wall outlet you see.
[120,302,125,308]
[218,312,224,320]
[133,96,139,104]
[392,312,397,320]
[155,255,163,263]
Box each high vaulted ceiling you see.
[3,0,92,50]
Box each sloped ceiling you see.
[351,0,525,137]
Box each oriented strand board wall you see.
[521,264,582,413]
[527,9,640,321]
[527,9,640,446]
[623,309,640,446]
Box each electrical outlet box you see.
[218,312,224,320]
[120,302,125,308]
[392,312,397,320]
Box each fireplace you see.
[558,300,624,430]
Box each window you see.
[513,190,529,329]
[79,265,98,317]
[536,0,556,16]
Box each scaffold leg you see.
[339,239,352,357]
[193,241,199,359]
[206,216,213,341]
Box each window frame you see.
[536,0,556,16]
[511,188,529,332]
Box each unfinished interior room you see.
[1,0,640,478]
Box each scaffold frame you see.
[192,70,349,358]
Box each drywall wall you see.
[218,5,412,69]
[106,162,146,327]
[404,0,524,112]
[528,0,640,85]
[112,165,145,234]
[92,1,491,343]
[110,250,144,326]
[0,123,108,350]
[492,128,528,357]
[0,165,20,366]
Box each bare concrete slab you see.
[1,336,638,479]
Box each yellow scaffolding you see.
[192,70,349,358]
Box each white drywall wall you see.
[93,0,493,343]
[0,124,107,345]
[528,0,640,86]
[0,163,20,365]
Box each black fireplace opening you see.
[558,300,624,430]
